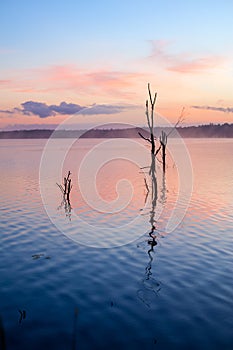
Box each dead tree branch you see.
[57,171,72,203]
[160,131,167,173]
[138,132,152,143]
[167,107,186,137]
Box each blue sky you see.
[0,0,233,128]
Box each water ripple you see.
[0,139,233,349]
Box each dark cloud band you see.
[0,101,136,118]
[192,105,233,113]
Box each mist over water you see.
[0,138,233,350]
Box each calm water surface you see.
[0,138,233,349]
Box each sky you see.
[0,0,233,130]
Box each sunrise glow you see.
[0,1,233,129]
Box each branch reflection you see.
[137,154,166,307]
[57,194,72,221]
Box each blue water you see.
[0,139,233,349]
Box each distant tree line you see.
[1,123,233,139]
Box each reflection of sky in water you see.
[0,139,233,349]
[40,137,184,246]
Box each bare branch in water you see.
[148,83,157,111]
[57,171,72,203]
[56,183,65,194]
[167,107,186,137]
[155,144,161,156]
[138,132,151,143]
[140,166,150,169]
[144,177,150,193]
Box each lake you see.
[0,138,233,349]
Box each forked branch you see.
[57,171,72,203]
[138,83,157,156]
[167,107,186,137]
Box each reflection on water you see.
[56,171,72,220]
[0,139,233,349]
[57,193,72,221]
[137,232,162,308]
[18,309,26,325]
[137,149,165,307]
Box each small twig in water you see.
[18,309,26,324]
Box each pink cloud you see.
[41,65,144,94]
[149,40,175,64]
[149,40,226,74]
[168,57,224,73]
[0,79,12,85]
[0,65,145,101]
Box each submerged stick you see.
[57,171,72,202]
[160,131,167,173]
